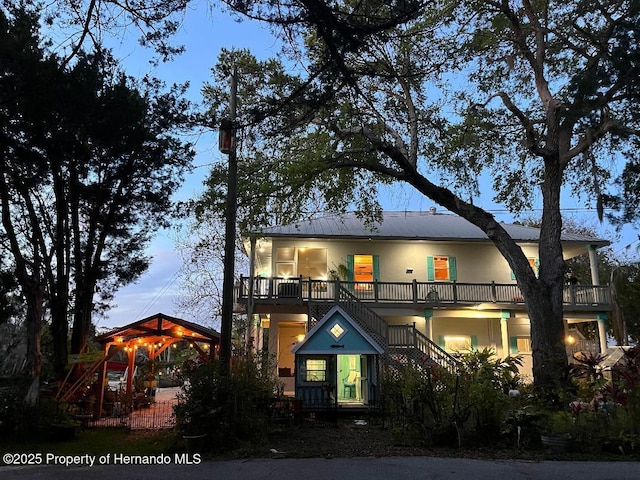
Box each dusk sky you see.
[95,2,639,332]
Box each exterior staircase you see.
[310,285,459,376]
[387,324,458,374]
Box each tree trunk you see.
[529,154,570,393]
[50,295,69,379]
[50,165,70,379]
[23,284,44,405]
[520,280,569,393]
[71,283,93,355]
[404,167,570,392]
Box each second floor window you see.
[354,254,374,282]
[298,248,327,279]
[510,258,539,280]
[427,256,457,281]
[346,254,380,285]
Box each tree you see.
[198,1,640,394]
[173,217,231,328]
[35,0,190,65]
[601,246,640,345]
[606,158,640,227]
[613,262,640,344]
[0,5,194,389]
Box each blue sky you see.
[96,2,639,331]
[97,1,281,329]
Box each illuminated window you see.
[510,336,531,353]
[298,248,328,279]
[305,359,327,382]
[276,247,295,261]
[276,262,295,277]
[354,255,373,282]
[433,256,450,280]
[443,335,472,352]
[328,322,346,341]
[427,256,457,281]
[440,335,477,353]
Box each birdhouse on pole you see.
[218,118,235,154]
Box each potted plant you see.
[141,373,158,389]
[329,263,348,281]
[540,410,574,452]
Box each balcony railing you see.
[237,276,612,309]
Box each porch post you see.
[95,351,108,419]
[247,236,257,353]
[125,345,135,396]
[587,245,601,285]
[424,308,433,340]
[597,313,608,354]
[500,310,510,358]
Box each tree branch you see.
[480,91,543,155]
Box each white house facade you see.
[237,211,611,411]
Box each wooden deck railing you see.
[388,324,459,374]
[237,276,612,309]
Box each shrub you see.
[174,353,279,452]
[382,348,524,448]
[0,377,30,437]
[381,362,462,447]
[0,378,81,442]
[455,348,524,446]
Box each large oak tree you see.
[197,1,640,394]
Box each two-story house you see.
[237,210,611,412]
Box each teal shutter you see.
[509,336,519,354]
[427,257,435,281]
[510,269,516,280]
[448,256,457,281]
[534,258,540,277]
[438,335,445,348]
[346,255,354,282]
[373,255,380,281]
[470,335,478,350]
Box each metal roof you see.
[254,211,609,245]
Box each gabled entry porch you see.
[292,306,384,412]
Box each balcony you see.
[237,276,612,311]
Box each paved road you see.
[2,456,639,479]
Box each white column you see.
[247,236,257,353]
[500,311,510,358]
[424,308,433,340]
[587,245,601,285]
[597,314,608,354]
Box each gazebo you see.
[58,313,219,418]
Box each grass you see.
[2,421,639,463]
[1,428,177,457]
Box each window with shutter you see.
[511,258,539,280]
[427,256,457,281]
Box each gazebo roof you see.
[95,312,219,346]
